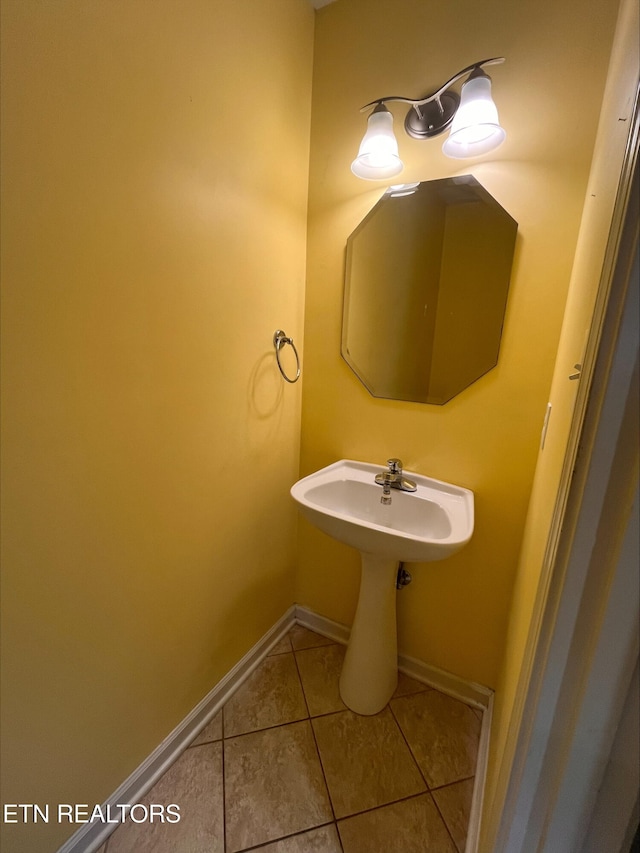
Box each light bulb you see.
[442,73,505,159]
[351,106,404,180]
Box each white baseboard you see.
[294,605,494,853]
[466,692,494,853]
[295,605,493,709]
[294,604,350,645]
[56,606,296,853]
[58,603,493,853]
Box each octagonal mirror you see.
[342,175,518,404]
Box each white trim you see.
[60,599,495,853]
[295,604,350,645]
[488,5,639,842]
[294,605,493,709]
[58,601,493,853]
[497,314,638,851]
[56,606,296,853]
[468,693,493,853]
[492,87,639,851]
[294,604,494,853]
[398,652,493,710]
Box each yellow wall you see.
[0,1,313,850]
[483,0,639,845]
[0,0,629,850]
[298,0,618,689]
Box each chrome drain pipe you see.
[396,564,412,589]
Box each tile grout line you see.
[237,821,342,853]
[387,699,431,793]
[233,820,339,853]
[387,700,471,852]
[107,628,475,853]
[291,637,465,849]
[220,697,358,742]
[431,774,476,792]
[429,789,464,853]
[387,700,461,851]
[291,642,345,852]
[386,699,467,849]
[335,788,438,822]
[291,645,312,721]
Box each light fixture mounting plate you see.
[404,91,460,139]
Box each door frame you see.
[492,86,639,852]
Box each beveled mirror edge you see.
[341,175,519,404]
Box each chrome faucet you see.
[380,473,393,505]
[375,458,417,492]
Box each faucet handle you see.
[387,458,403,474]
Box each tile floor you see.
[102,625,482,853]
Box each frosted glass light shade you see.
[351,107,404,180]
[442,74,505,159]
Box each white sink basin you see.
[291,459,474,715]
[290,459,473,563]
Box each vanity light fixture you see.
[351,57,506,180]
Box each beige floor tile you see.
[338,794,457,853]
[393,672,432,698]
[246,823,342,852]
[223,653,308,737]
[295,644,347,716]
[289,624,335,651]
[269,634,293,655]
[224,720,333,852]
[191,709,222,746]
[107,742,223,853]
[391,691,481,788]
[312,708,426,818]
[432,778,476,853]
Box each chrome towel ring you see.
[273,329,301,383]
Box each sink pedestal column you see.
[339,554,399,715]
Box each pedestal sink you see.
[291,460,474,715]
